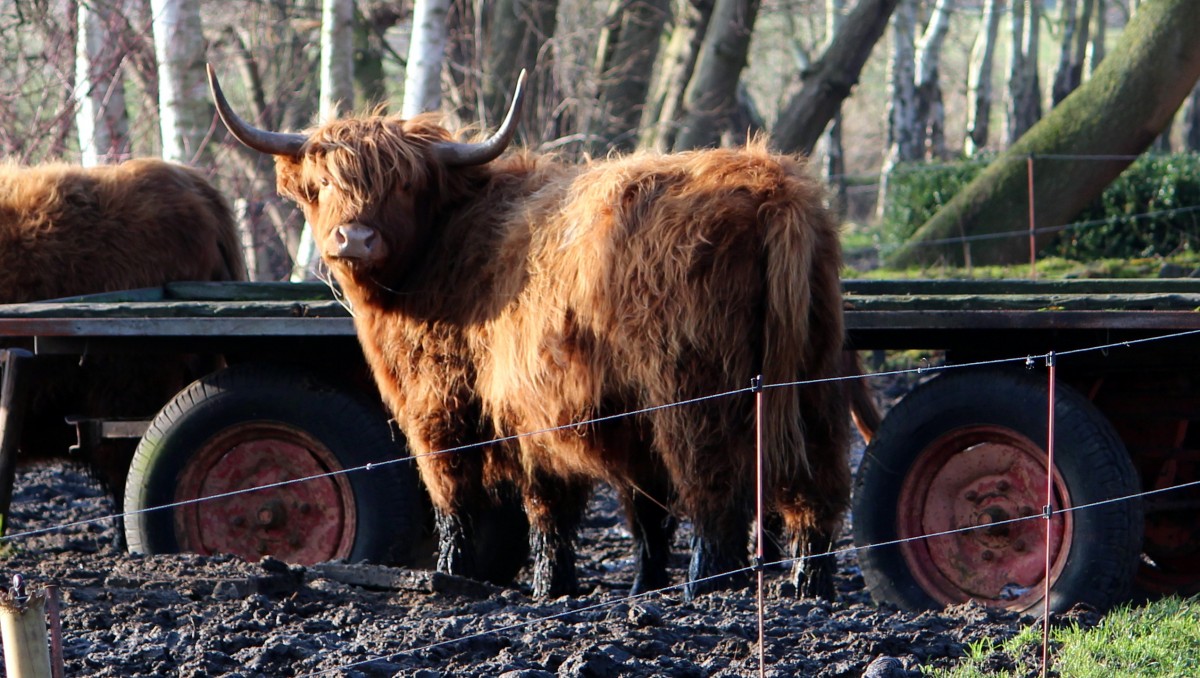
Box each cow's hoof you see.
[792,555,837,600]
[630,568,670,596]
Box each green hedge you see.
[1056,153,1200,259]
[880,152,1200,260]
[879,158,989,244]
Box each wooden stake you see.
[0,579,53,678]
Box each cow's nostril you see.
[335,223,377,258]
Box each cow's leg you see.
[791,521,839,599]
[416,445,488,581]
[780,381,852,600]
[620,479,677,595]
[655,400,754,600]
[525,473,589,598]
[434,507,476,576]
[680,441,752,600]
[685,500,752,601]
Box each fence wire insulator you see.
[750,375,763,392]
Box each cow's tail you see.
[761,165,845,486]
[845,349,880,444]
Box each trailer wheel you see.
[124,363,424,566]
[853,369,1142,614]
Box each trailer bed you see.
[4,278,1200,344]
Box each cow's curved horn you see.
[432,70,527,167]
[207,64,308,157]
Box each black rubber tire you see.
[124,362,426,565]
[853,368,1143,614]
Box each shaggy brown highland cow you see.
[0,158,246,501]
[210,67,852,600]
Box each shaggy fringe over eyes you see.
[300,111,490,213]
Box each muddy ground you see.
[0,455,1085,678]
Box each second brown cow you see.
[211,68,852,600]
[0,158,247,504]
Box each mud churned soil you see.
[0,459,1073,678]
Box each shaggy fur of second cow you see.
[0,158,246,500]
[261,108,852,600]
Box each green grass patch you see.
[928,596,1200,678]
[843,252,1200,281]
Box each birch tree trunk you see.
[591,0,671,154]
[1051,0,1080,105]
[915,0,953,159]
[1071,0,1095,83]
[819,0,847,216]
[76,0,130,166]
[640,0,714,152]
[403,0,451,117]
[890,0,1200,266]
[874,0,917,220]
[1184,83,1200,152]
[672,0,760,150]
[319,0,355,121]
[964,0,1004,156]
[1006,0,1042,143]
[1087,0,1106,73]
[152,0,213,164]
[769,0,900,155]
[294,0,355,281]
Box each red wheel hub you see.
[174,423,357,564]
[898,426,1072,610]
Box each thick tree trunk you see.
[889,0,1200,267]
[354,14,390,108]
[672,0,760,150]
[76,0,130,166]
[482,0,559,126]
[964,0,1004,156]
[769,0,900,155]
[640,0,714,152]
[591,0,671,154]
[403,0,451,117]
[152,0,213,164]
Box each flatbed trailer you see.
[1,279,1198,613]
